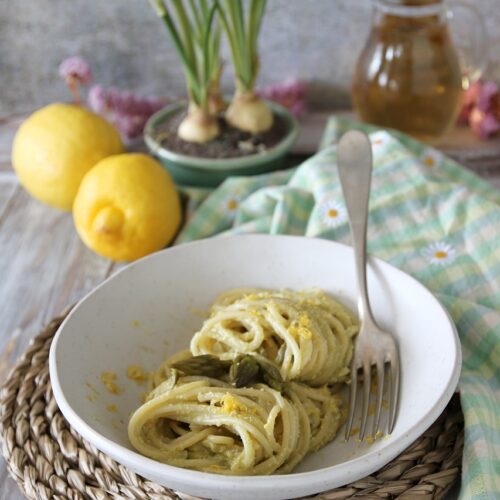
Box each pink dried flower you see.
[464,81,482,106]
[114,112,148,140]
[59,56,93,105]
[94,86,165,116]
[457,79,500,139]
[290,101,305,116]
[469,107,500,139]
[87,84,109,113]
[58,56,93,84]
[257,78,306,117]
[121,92,162,116]
[105,86,125,112]
[143,96,165,115]
[87,84,167,140]
[112,89,142,115]
[476,81,499,113]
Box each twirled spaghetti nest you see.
[128,289,358,475]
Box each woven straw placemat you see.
[0,312,464,500]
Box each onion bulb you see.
[225,91,273,134]
[178,104,219,143]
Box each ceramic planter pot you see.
[143,101,299,187]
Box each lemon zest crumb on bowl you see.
[101,371,122,394]
[126,365,148,385]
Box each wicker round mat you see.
[0,313,464,500]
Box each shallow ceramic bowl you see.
[144,101,299,187]
[49,235,461,500]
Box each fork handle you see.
[337,130,376,328]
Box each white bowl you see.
[49,235,461,500]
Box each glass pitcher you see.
[352,0,487,143]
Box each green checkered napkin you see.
[176,117,500,499]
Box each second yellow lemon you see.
[73,153,182,261]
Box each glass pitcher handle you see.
[446,1,488,87]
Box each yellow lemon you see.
[73,153,182,261]
[12,103,124,210]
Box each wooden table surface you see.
[0,110,499,499]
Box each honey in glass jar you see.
[352,0,486,143]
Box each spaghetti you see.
[191,289,359,385]
[128,288,357,475]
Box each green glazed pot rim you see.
[144,100,299,172]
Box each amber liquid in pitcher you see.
[352,9,464,143]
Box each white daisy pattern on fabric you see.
[420,149,442,170]
[319,199,347,228]
[422,241,457,265]
[371,132,386,149]
[223,195,240,217]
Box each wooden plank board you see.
[0,112,26,173]
[0,177,19,222]
[0,188,115,499]
[0,190,112,377]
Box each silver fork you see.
[337,130,400,441]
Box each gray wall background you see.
[1,0,500,115]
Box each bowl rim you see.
[143,100,299,171]
[49,234,461,498]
